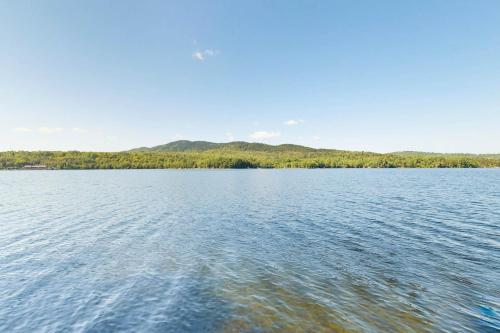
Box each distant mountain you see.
[129,141,499,157]
[130,140,322,153]
[392,151,500,158]
[131,140,220,152]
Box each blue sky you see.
[1,0,499,153]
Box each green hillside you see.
[392,151,500,159]
[131,140,220,152]
[130,140,318,153]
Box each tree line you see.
[1,150,499,169]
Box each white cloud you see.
[192,49,218,61]
[13,127,33,133]
[249,131,281,140]
[285,119,303,126]
[204,49,216,56]
[72,127,87,134]
[171,133,185,141]
[38,127,64,134]
[313,135,320,141]
[225,132,235,141]
[192,51,204,61]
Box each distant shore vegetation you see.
[2,150,499,169]
[2,141,500,169]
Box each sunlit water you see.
[0,169,499,332]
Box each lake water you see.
[0,169,499,332]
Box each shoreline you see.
[2,166,499,171]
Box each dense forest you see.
[1,141,499,169]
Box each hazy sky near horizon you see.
[1,1,499,153]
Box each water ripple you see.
[0,169,499,332]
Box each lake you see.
[0,169,499,332]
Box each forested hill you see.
[130,141,500,158]
[129,140,320,153]
[392,151,500,159]
[1,141,500,169]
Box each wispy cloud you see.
[225,132,235,141]
[13,126,89,135]
[285,119,303,126]
[249,131,281,140]
[12,127,33,133]
[72,127,88,134]
[192,49,218,61]
[313,135,320,141]
[171,133,185,141]
[38,127,64,134]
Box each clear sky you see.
[1,1,499,153]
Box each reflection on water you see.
[0,169,499,332]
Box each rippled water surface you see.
[1,169,499,332]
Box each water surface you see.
[0,169,499,332]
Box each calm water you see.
[0,169,499,332]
